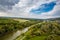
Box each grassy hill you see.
[0,17,60,40]
[0,18,41,36]
[15,19,60,40]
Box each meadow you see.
[0,18,60,40]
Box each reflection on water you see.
[0,27,29,40]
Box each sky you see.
[0,0,60,19]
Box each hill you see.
[15,18,60,40]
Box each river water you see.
[0,27,29,40]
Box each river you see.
[0,27,29,40]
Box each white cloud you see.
[0,0,60,19]
[0,12,8,16]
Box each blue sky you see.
[0,0,60,19]
[31,2,56,14]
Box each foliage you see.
[22,21,60,40]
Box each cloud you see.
[0,0,19,6]
[0,12,8,16]
[0,0,60,19]
[30,2,56,14]
[0,0,20,10]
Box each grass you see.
[15,35,23,40]
[54,36,60,40]
[23,36,47,40]
[14,19,29,22]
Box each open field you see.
[0,18,60,40]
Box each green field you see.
[15,20,60,40]
[0,18,60,40]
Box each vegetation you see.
[0,18,20,35]
[0,18,60,40]
[16,21,60,40]
[0,18,41,36]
